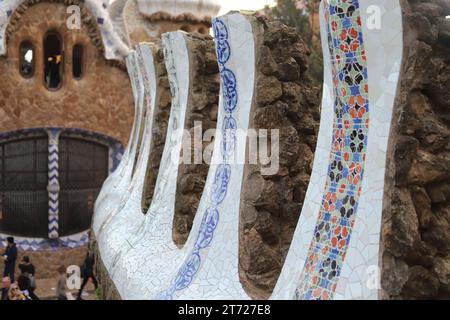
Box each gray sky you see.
[108,1,277,15]
[218,0,276,15]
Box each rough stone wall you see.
[12,246,87,280]
[0,1,133,145]
[238,17,320,299]
[172,34,219,246]
[90,238,121,300]
[142,44,172,213]
[381,0,450,300]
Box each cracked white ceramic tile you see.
[93,52,145,236]
[272,0,403,300]
[94,2,404,300]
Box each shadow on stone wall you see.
[141,44,172,214]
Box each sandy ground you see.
[34,277,98,300]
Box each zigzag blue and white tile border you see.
[47,128,61,239]
[0,231,89,251]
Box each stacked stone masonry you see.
[141,44,172,213]
[238,17,320,299]
[173,33,220,246]
[381,0,450,300]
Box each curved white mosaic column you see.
[96,42,161,272]
[94,1,404,300]
[94,55,138,210]
[99,32,192,299]
[272,0,403,300]
[92,52,145,235]
[101,13,258,300]
[158,13,257,300]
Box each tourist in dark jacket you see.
[18,256,39,300]
[18,256,35,276]
[17,274,33,300]
[2,237,17,283]
[77,251,98,300]
[19,256,36,286]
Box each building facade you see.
[0,0,220,278]
[109,0,221,47]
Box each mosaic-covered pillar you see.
[46,128,61,239]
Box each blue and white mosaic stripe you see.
[158,17,238,300]
[0,230,89,251]
[47,128,61,239]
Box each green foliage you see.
[271,0,323,85]
[272,0,313,45]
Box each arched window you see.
[180,25,190,32]
[19,41,34,78]
[58,136,109,236]
[72,44,83,79]
[44,31,63,89]
[0,135,49,238]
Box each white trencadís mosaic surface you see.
[93,52,145,235]
[94,54,138,214]
[163,13,256,300]
[334,0,403,300]
[96,42,162,282]
[97,32,192,299]
[0,0,129,60]
[95,3,403,299]
[95,14,258,300]
[272,0,403,300]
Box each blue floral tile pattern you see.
[158,19,238,299]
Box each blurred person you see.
[1,276,11,300]
[77,251,98,300]
[2,237,17,283]
[56,265,68,300]
[18,256,37,298]
[17,274,32,300]
[8,283,27,300]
